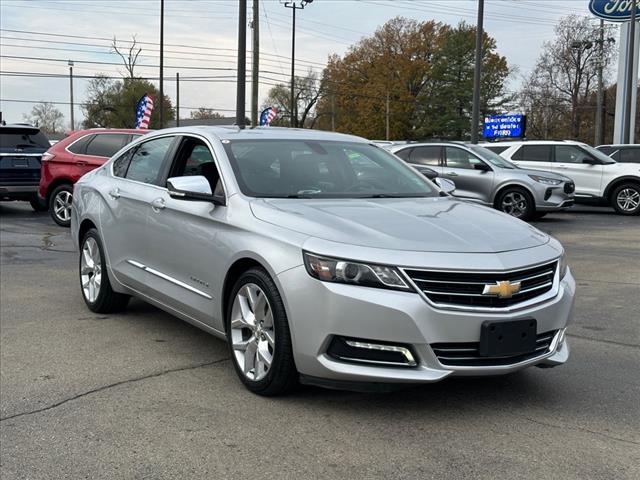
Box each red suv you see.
[39,129,147,226]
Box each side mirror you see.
[474,162,491,172]
[416,166,438,180]
[435,177,456,195]
[582,157,601,165]
[167,175,225,205]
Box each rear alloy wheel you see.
[79,228,129,313]
[50,184,73,227]
[611,183,640,215]
[497,187,534,221]
[226,268,297,396]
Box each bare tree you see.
[263,70,324,128]
[111,35,142,79]
[23,102,65,133]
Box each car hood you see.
[512,167,572,182]
[250,197,549,253]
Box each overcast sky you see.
[0,0,604,127]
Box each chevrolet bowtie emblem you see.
[482,280,521,298]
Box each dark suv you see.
[0,124,50,211]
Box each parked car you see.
[72,126,574,395]
[483,140,640,215]
[39,128,147,226]
[388,142,575,221]
[596,144,640,164]
[0,124,50,211]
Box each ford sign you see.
[483,114,526,139]
[589,0,640,21]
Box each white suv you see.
[482,140,640,215]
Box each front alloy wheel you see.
[81,236,102,303]
[612,183,640,215]
[497,187,534,221]
[226,268,297,395]
[50,185,73,227]
[230,284,276,381]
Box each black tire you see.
[496,187,535,221]
[79,228,129,313]
[225,267,298,396]
[610,183,640,216]
[49,184,74,227]
[531,211,548,220]
[29,196,47,212]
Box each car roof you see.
[142,126,369,143]
[70,128,149,135]
[479,140,585,146]
[597,144,640,148]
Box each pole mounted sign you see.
[589,0,640,21]
[483,114,526,139]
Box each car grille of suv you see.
[564,181,575,194]
[430,330,557,367]
[403,261,557,309]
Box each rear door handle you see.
[151,198,166,211]
[557,166,569,170]
[108,188,120,199]
[75,160,87,166]
[446,172,459,176]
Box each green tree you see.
[315,17,510,140]
[82,76,174,129]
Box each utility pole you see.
[159,0,165,127]
[385,92,390,141]
[283,1,313,128]
[331,93,336,132]
[595,20,605,146]
[470,0,484,144]
[176,72,180,127]
[251,0,259,128]
[236,0,247,129]
[68,60,74,131]
[624,2,637,143]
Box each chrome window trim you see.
[126,260,212,299]
[400,259,560,313]
[0,153,43,157]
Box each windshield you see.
[0,128,50,150]
[469,145,516,169]
[581,144,616,164]
[223,139,438,199]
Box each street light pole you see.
[282,1,313,128]
[470,0,484,144]
[159,0,165,127]
[251,0,259,128]
[236,0,247,129]
[68,60,74,131]
[623,2,637,143]
[595,20,605,146]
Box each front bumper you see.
[277,265,575,384]
[533,183,575,212]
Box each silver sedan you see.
[72,127,575,395]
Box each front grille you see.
[404,261,557,309]
[564,182,575,194]
[431,330,557,367]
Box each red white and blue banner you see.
[135,94,154,129]
[259,106,278,126]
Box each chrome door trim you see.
[126,259,212,299]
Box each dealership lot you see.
[0,203,638,479]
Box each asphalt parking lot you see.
[1,202,638,479]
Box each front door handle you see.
[446,172,459,176]
[557,166,569,170]
[108,188,120,199]
[151,198,166,211]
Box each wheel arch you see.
[603,176,640,201]
[78,218,97,245]
[46,178,75,204]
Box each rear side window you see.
[124,136,174,185]
[393,148,412,161]
[85,134,129,158]
[515,145,552,162]
[409,146,441,166]
[618,148,640,163]
[0,128,50,149]
[67,134,95,154]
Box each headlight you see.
[303,252,412,291]
[558,251,568,278]
[529,175,562,186]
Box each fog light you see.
[327,336,418,367]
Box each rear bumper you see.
[0,185,38,200]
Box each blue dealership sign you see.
[483,114,526,139]
[589,0,640,21]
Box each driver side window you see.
[168,137,223,196]
[555,146,589,164]
[445,147,483,170]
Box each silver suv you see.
[72,127,574,395]
[388,143,575,221]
